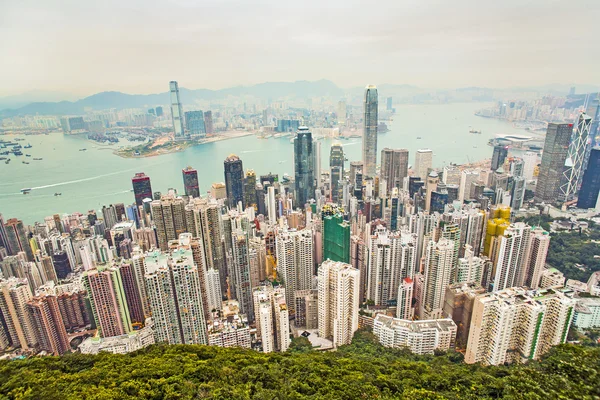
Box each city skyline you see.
[1,0,599,97]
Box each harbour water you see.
[0,102,530,223]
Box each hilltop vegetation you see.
[0,330,598,399]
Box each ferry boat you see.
[22,161,30,164]
[54,193,62,196]
[33,158,42,161]
[24,144,32,149]
[21,188,31,193]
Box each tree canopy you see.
[0,329,598,399]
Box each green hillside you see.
[0,331,598,399]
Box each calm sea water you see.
[0,103,529,224]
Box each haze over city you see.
[1,0,599,97]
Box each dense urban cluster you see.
[0,84,599,372]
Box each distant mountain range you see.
[1,80,598,118]
[0,80,349,117]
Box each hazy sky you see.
[1,0,598,97]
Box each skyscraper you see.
[362,85,378,177]
[253,284,290,352]
[559,113,593,202]
[83,265,132,338]
[535,123,573,203]
[150,194,186,250]
[577,147,600,209]
[204,111,214,134]
[294,126,315,207]
[329,143,345,203]
[491,145,508,171]
[169,81,185,139]
[318,260,360,347]
[421,238,454,319]
[144,249,208,345]
[380,148,409,195]
[244,169,258,210]
[4,218,33,261]
[276,229,314,314]
[0,278,36,350]
[230,230,254,322]
[224,154,245,209]
[337,101,346,125]
[414,149,433,180]
[131,173,153,206]
[465,287,575,365]
[26,294,70,355]
[492,222,531,291]
[323,214,350,264]
[184,110,205,136]
[182,166,200,198]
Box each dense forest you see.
[0,330,599,399]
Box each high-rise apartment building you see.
[522,228,550,289]
[0,278,36,350]
[443,282,486,348]
[169,81,185,138]
[318,260,360,347]
[465,287,576,365]
[577,147,600,209]
[151,194,186,250]
[414,149,433,181]
[366,226,416,306]
[230,230,254,322]
[362,85,378,177]
[276,229,313,314]
[535,123,574,203]
[253,284,290,352]
[182,166,200,198]
[396,277,414,320]
[294,126,315,207]
[83,265,132,338]
[421,238,455,319]
[144,249,207,345]
[224,154,245,209]
[373,314,456,355]
[492,222,531,291]
[131,173,153,206]
[337,101,346,124]
[456,245,486,285]
[26,294,70,355]
[380,148,409,195]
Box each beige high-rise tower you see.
[318,260,360,347]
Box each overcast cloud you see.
[1,0,598,96]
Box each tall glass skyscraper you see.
[559,113,592,202]
[329,143,345,203]
[224,154,245,209]
[294,126,315,207]
[169,81,185,139]
[362,85,378,177]
[182,166,200,198]
[577,147,600,209]
[184,110,205,136]
[131,172,153,206]
[534,123,573,203]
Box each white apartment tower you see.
[421,238,455,319]
[492,223,531,291]
[396,277,415,320]
[465,287,576,365]
[318,260,360,347]
[414,149,433,181]
[275,229,314,314]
